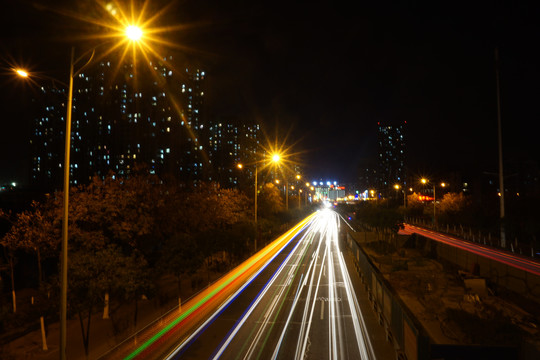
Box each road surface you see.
[105,210,381,359]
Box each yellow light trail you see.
[104,213,317,359]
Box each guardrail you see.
[344,229,521,360]
[346,231,430,360]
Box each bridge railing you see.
[406,217,539,259]
[346,231,430,360]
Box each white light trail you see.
[209,209,378,360]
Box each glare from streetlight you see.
[394,184,400,190]
[272,153,281,163]
[126,25,143,41]
[237,163,243,169]
[421,178,428,184]
[15,68,28,77]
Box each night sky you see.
[1,1,538,185]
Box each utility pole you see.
[495,47,506,248]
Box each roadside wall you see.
[346,231,430,360]
[414,234,540,303]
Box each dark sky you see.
[1,0,539,185]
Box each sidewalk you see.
[1,273,216,359]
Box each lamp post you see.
[421,178,447,228]
[59,48,75,360]
[270,152,285,208]
[495,47,506,248]
[15,48,92,360]
[16,25,144,360]
[285,180,289,210]
[394,184,406,207]
[237,163,258,225]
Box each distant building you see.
[356,157,378,192]
[210,117,260,187]
[377,121,406,197]
[29,57,260,190]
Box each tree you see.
[68,244,150,356]
[405,192,425,217]
[159,233,203,306]
[0,201,59,313]
[438,192,472,225]
[4,201,59,285]
[69,172,161,253]
[258,183,284,218]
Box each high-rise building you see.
[29,56,259,190]
[377,121,406,197]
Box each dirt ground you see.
[362,239,540,358]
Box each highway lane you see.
[403,224,540,276]
[104,210,379,360]
[177,209,376,360]
[101,214,317,360]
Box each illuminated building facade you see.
[377,121,406,197]
[29,57,259,190]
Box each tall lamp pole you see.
[16,47,94,360]
[254,164,258,224]
[285,179,289,210]
[495,47,506,248]
[59,47,75,360]
[17,24,146,360]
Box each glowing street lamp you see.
[420,178,448,227]
[126,25,143,41]
[237,163,258,227]
[394,184,406,207]
[16,22,146,360]
[15,69,28,77]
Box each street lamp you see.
[16,24,144,360]
[237,152,283,250]
[126,25,143,41]
[15,69,29,78]
[237,163,258,225]
[270,153,287,209]
[420,178,447,227]
[394,184,406,207]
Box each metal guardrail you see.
[345,231,430,360]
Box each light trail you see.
[104,214,316,360]
[212,209,377,360]
[106,210,378,359]
[404,224,540,276]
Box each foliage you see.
[352,202,402,230]
[69,244,151,309]
[437,192,473,225]
[68,244,151,355]
[0,167,267,353]
[405,193,425,217]
[258,183,284,218]
[158,232,203,294]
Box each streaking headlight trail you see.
[103,210,376,360]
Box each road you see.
[104,210,380,359]
[402,224,540,276]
